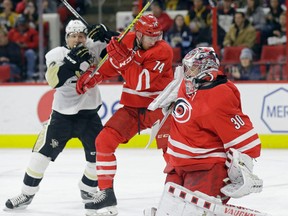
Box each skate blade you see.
[3,205,29,211]
[86,206,118,216]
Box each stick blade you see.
[145,119,160,149]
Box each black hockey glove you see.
[64,44,92,72]
[87,24,120,43]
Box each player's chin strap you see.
[144,182,271,216]
[221,148,263,198]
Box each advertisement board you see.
[0,83,287,148]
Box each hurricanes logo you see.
[172,98,192,123]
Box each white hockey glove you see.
[148,66,183,111]
[221,148,263,198]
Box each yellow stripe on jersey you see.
[45,63,60,88]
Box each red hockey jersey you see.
[99,32,174,108]
[165,76,261,169]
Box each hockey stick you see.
[145,109,171,149]
[88,0,154,78]
[60,0,90,27]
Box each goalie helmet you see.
[65,20,87,39]
[134,14,162,37]
[182,47,220,95]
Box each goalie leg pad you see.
[156,182,220,216]
[154,182,271,216]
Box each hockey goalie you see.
[145,47,270,216]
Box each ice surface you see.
[0,149,287,216]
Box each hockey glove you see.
[76,66,103,94]
[87,24,120,43]
[106,37,135,70]
[220,148,263,198]
[64,44,92,72]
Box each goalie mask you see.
[182,47,220,95]
[65,20,87,42]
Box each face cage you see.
[183,60,217,95]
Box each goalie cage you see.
[154,182,272,216]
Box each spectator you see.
[185,0,212,46]
[8,15,38,81]
[244,0,266,31]
[165,14,193,58]
[265,0,285,30]
[0,29,22,81]
[0,0,19,31]
[223,12,256,48]
[217,0,236,48]
[22,1,38,29]
[15,0,29,14]
[261,0,284,45]
[165,0,193,10]
[41,0,57,13]
[229,48,262,80]
[150,0,173,35]
[267,12,286,45]
[119,1,139,32]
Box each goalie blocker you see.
[144,182,272,216]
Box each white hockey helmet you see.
[65,20,87,39]
[182,47,220,95]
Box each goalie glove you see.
[106,37,135,70]
[87,24,120,43]
[221,148,263,198]
[76,66,103,94]
[64,44,92,72]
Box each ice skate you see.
[85,188,118,216]
[5,194,35,210]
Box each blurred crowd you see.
[137,0,287,80]
[0,0,91,82]
[0,0,287,82]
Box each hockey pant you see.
[22,109,103,193]
[96,106,169,189]
[164,162,229,203]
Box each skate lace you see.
[92,190,107,203]
[10,194,28,206]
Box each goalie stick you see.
[145,109,171,149]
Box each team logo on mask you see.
[172,98,192,123]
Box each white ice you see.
[0,148,287,216]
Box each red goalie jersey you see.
[165,76,261,169]
[99,32,174,108]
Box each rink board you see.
[0,83,288,149]
[0,134,287,149]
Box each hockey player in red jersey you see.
[76,14,174,216]
[144,47,264,216]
